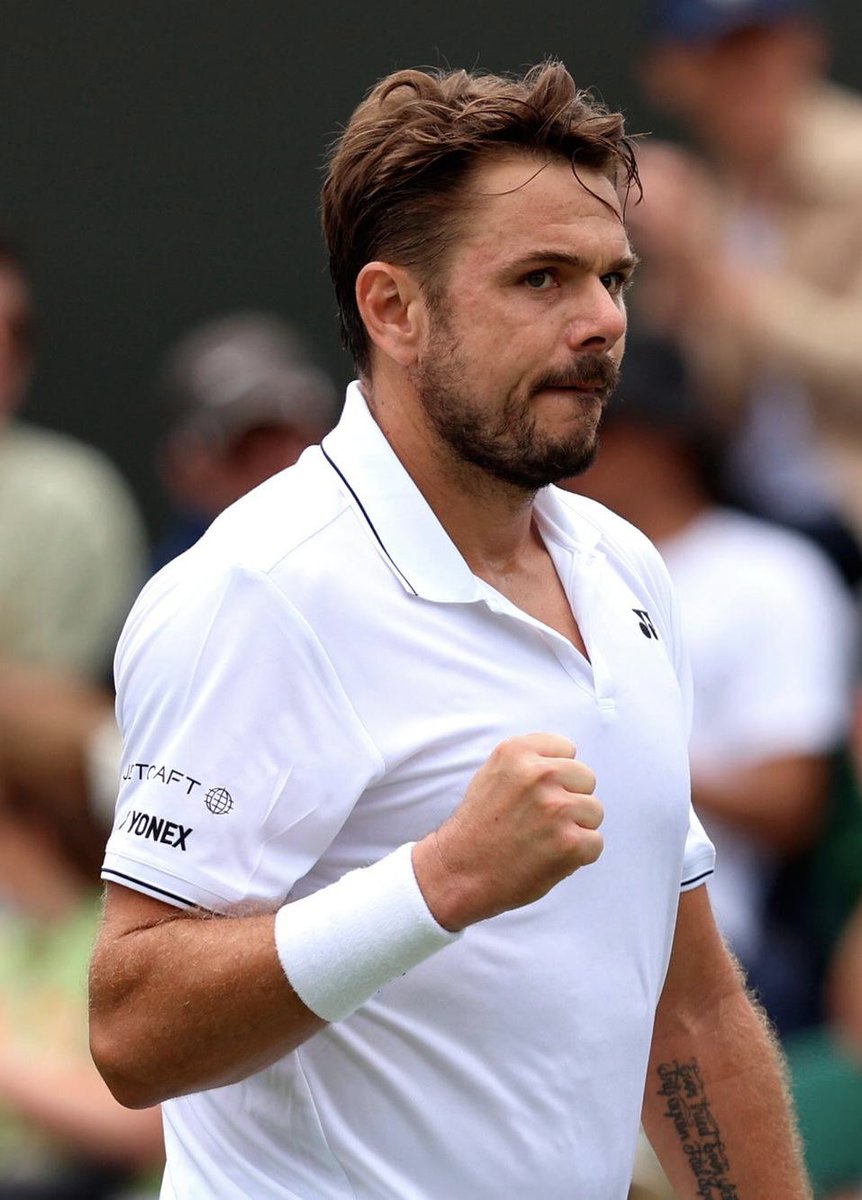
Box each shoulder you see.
[119,448,356,661]
[194,446,350,576]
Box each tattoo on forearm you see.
[656,1058,738,1199]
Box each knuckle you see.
[491,737,525,768]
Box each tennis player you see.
[89,61,811,1199]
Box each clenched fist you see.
[412,733,603,932]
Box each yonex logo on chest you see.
[633,609,659,640]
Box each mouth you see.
[530,355,619,405]
[534,383,607,404]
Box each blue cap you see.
[647,0,815,43]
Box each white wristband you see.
[274,842,461,1022]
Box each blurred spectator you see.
[0,229,147,931]
[632,0,862,584]
[0,233,146,679]
[151,311,339,570]
[568,336,855,1027]
[0,234,160,1196]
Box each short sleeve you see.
[102,564,384,911]
[680,803,716,892]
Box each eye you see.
[600,271,630,296]
[522,269,556,290]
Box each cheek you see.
[613,331,627,368]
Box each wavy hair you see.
[321,60,639,375]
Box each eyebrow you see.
[503,249,640,274]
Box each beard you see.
[409,316,620,493]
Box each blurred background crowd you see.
[2,0,862,1195]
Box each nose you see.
[564,278,627,353]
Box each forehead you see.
[453,153,630,262]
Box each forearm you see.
[91,737,603,1109]
[89,905,324,1108]
[643,976,811,1199]
[90,842,459,1108]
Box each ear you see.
[355,261,427,368]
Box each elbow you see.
[89,1021,169,1111]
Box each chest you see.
[317,552,691,867]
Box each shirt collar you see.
[321,381,600,602]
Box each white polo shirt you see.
[103,383,714,1200]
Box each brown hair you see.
[321,60,638,376]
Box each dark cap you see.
[159,312,340,446]
[646,0,816,43]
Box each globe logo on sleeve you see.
[205,787,234,815]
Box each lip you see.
[535,384,605,401]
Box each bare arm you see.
[643,886,811,1199]
[691,753,829,854]
[88,884,326,1108]
[90,733,602,1108]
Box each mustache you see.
[530,354,620,400]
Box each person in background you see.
[0,233,146,679]
[0,229,146,928]
[151,311,339,571]
[0,234,160,1197]
[631,0,862,585]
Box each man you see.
[89,62,810,1199]
[632,0,862,584]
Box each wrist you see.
[411,832,480,933]
[274,842,462,1023]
